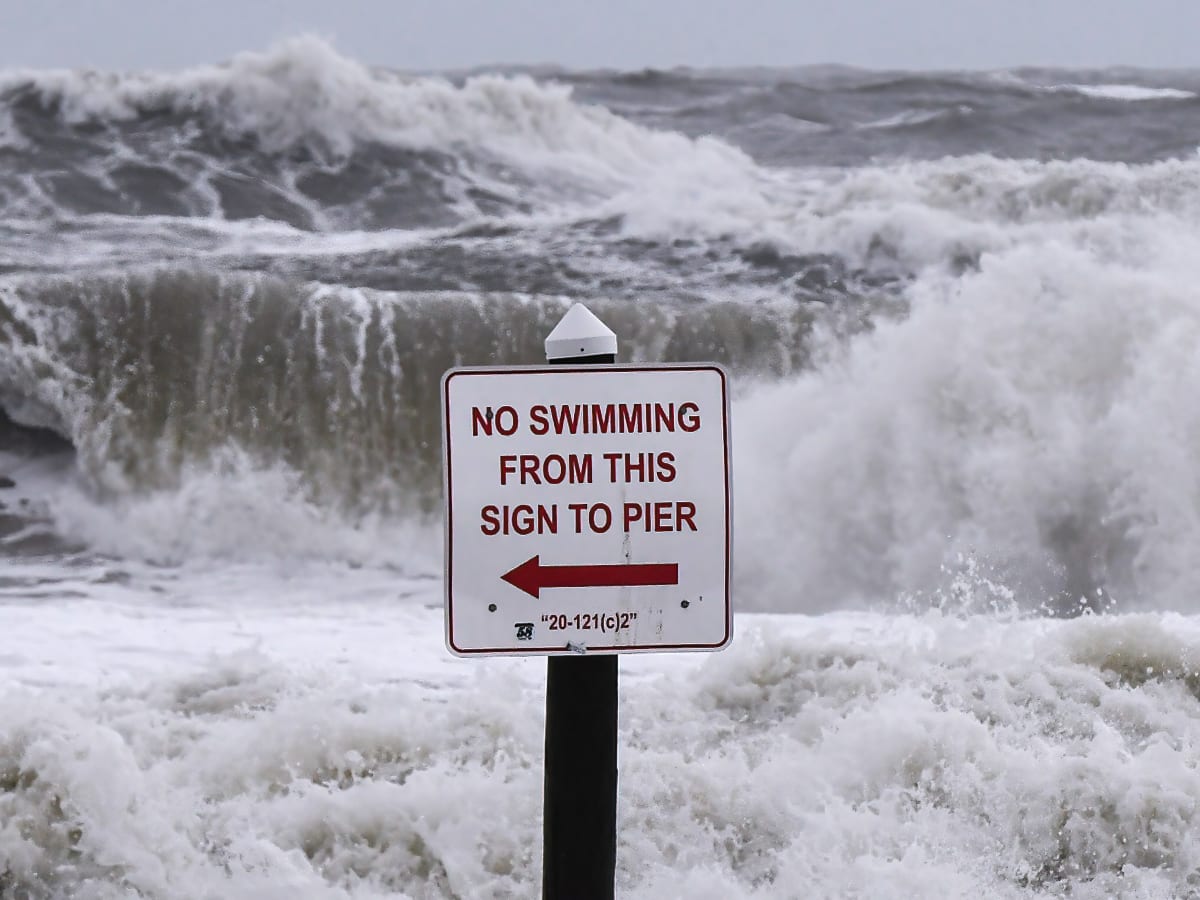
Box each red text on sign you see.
[472,406,519,436]
[567,502,613,533]
[480,504,558,535]
[528,402,701,436]
[500,453,593,485]
[623,501,697,533]
[602,451,675,483]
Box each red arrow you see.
[501,555,679,599]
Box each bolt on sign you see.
[441,364,732,656]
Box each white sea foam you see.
[1056,83,1196,101]
[44,455,440,570]
[994,74,1197,102]
[853,107,968,131]
[4,593,1200,898]
[608,153,1200,268]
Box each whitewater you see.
[6,36,1200,898]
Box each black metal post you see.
[543,348,617,900]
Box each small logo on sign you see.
[515,622,534,641]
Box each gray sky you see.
[1,0,1197,71]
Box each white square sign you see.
[441,364,732,656]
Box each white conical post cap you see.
[544,303,618,361]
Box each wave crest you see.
[0,269,814,515]
[4,35,747,170]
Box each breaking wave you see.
[0,36,754,231]
[0,268,813,516]
[4,41,1200,610]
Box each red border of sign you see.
[441,363,733,656]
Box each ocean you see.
[4,35,1200,898]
